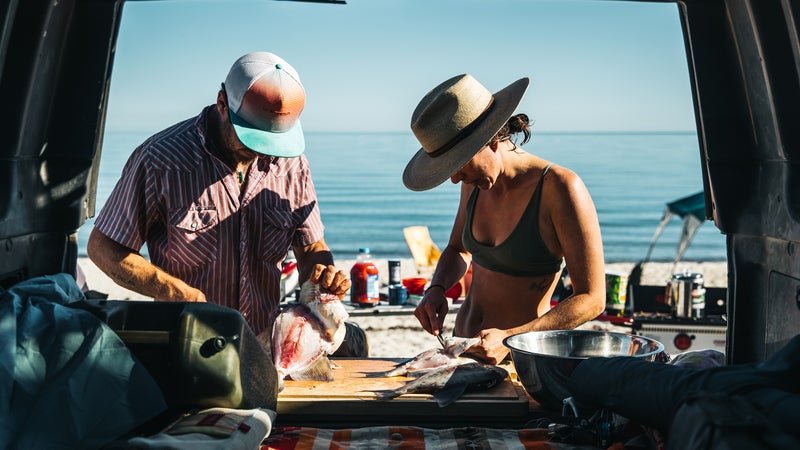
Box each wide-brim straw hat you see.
[403,74,530,191]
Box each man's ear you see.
[217,90,227,112]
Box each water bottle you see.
[350,247,380,306]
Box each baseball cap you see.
[224,52,306,157]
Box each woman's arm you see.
[414,184,473,335]
[535,167,607,329]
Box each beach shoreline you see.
[77,257,727,357]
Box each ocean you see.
[79,131,727,263]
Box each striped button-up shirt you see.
[94,106,324,335]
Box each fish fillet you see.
[376,336,481,377]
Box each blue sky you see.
[106,0,696,134]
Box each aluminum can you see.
[605,272,629,312]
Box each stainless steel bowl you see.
[503,330,664,410]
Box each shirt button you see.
[191,222,197,230]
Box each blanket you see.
[0,273,166,449]
[261,426,623,449]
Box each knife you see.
[436,333,446,348]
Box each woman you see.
[403,74,606,364]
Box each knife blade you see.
[437,333,446,348]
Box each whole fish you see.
[272,281,349,384]
[373,362,509,407]
[375,336,481,378]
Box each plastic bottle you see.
[350,247,380,306]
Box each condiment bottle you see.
[350,247,380,306]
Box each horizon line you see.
[105,129,698,135]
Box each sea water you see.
[79,130,726,263]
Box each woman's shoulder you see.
[540,162,581,185]
[541,163,592,200]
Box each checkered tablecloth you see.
[261,425,622,449]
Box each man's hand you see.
[294,239,350,299]
[173,285,207,302]
[309,264,350,298]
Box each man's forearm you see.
[112,253,204,301]
[87,228,205,301]
[294,239,335,284]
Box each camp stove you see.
[629,280,728,357]
[633,313,727,356]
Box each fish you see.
[297,280,349,349]
[372,362,509,407]
[374,336,481,378]
[271,281,349,385]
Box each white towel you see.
[127,407,277,450]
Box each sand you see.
[77,257,727,358]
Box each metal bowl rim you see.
[502,329,665,359]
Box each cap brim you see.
[229,110,305,157]
[402,77,530,192]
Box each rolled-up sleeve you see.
[94,146,158,251]
[293,173,324,248]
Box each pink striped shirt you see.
[94,106,324,335]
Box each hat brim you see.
[229,110,305,157]
[402,77,530,192]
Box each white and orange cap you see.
[224,52,306,157]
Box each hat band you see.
[427,97,496,158]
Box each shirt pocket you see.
[261,209,297,265]
[168,206,219,268]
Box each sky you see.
[105,0,696,134]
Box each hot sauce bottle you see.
[350,247,380,306]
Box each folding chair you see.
[403,225,472,302]
[403,225,441,277]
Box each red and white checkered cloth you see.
[262,426,625,449]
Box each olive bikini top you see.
[462,164,563,277]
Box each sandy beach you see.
[77,257,727,358]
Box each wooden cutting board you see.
[277,358,531,421]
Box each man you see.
[87,51,350,340]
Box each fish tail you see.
[382,368,408,378]
[288,356,335,381]
[373,389,401,401]
[277,378,285,393]
[366,370,398,378]
[433,384,468,408]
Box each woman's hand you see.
[414,284,449,336]
[464,328,511,365]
